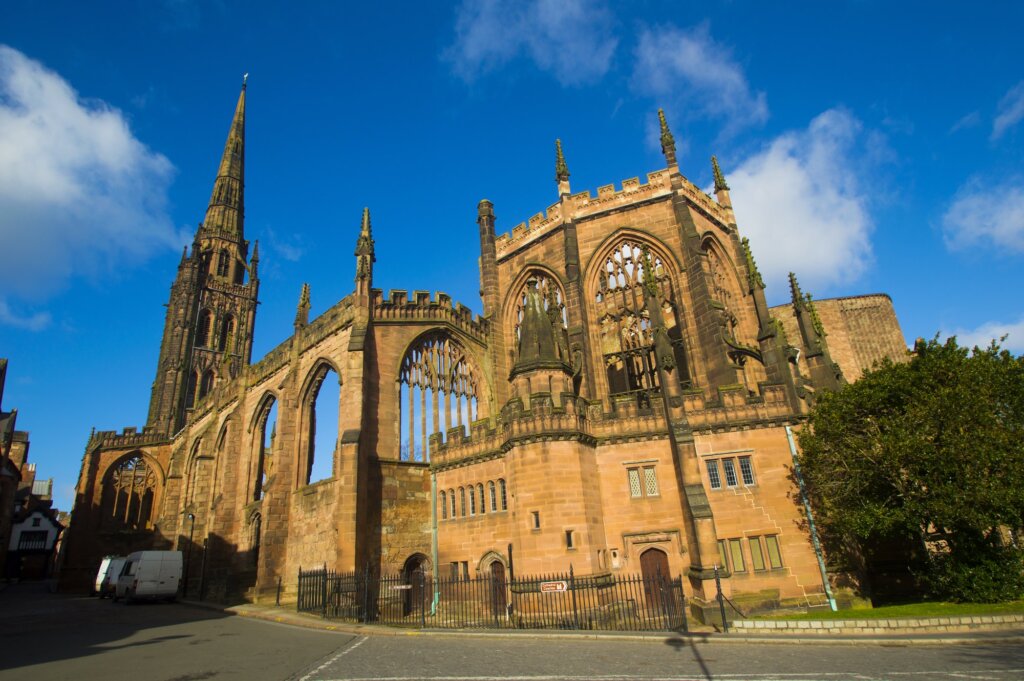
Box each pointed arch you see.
[219,314,236,352]
[199,369,215,400]
[397,330,483,462]
[249,391,278,501]
[99,451,165,531]
[502,265,571,370]
[586,234,693,405]
[196,309,214,348]
[298,359,342,486]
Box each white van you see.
[114,551,183,603]
[94,555,127,597]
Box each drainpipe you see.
[786,425,837,611]
[430,469,440,616]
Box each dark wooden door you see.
[490,561,507,615]
[640,548,671,612]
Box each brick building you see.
[61,85,907,617]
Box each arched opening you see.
[217,249,229,277]
[398,332,480,462]
[198,370,215,400]
[489,560,507,615]
[100,454,159,530]
[305,365,340,485]
[401,553,429,617]
[594,240,692,407]
[253,397,278,501]
[184,370,199,410]
[508,270,570,367]
[219,314,235,352]
[196,310,213,348]
[639,547,672,611]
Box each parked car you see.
[114,551,182,603]
[94,555,127,598]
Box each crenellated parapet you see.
[297,295,355,354]
[370,288,488,340]
[88,426,168,451]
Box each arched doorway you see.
[489,560,507,616]
[401,554,429,617]
[639,548,672,613]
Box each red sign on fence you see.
[539,580,568,593]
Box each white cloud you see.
[0,45,182,318]
[444,0,617,87]
[727,109,876,298]
[632,22,767,135]
[941,318,1024,355]
[992,81,1024,140]
[0,300,51,332]
[942,177,1024,253]
[950,110,981,134]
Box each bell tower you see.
[146,78,260,435]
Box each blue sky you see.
[1,1,1022,512]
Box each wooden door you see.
[640,548,671,612]
[490,561,507,615]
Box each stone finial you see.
[294,282,311,330]
[712,155,730,192]
[788,272,803,308]
[355,207,375,282]
[555,139,570,183]
[740,238,764,290]
[658,109,677,167]
[249,240,259,278]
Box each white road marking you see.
[314,671,1024,681]
[299,635,368,681]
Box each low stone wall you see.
[733,614,1024,635]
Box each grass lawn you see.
[755,600,1024,620]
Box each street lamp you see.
[183,512,195,599]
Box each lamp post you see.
[183,512,195,598]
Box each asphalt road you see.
[3,582,1024,681]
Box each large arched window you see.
[398,333,480,462]
[509,271,569,365]
[102,454,158,530]
[252,396,277,501]
[594,240,691,406]
[217,249,230,277]
[219,314,235,352]
[301,363,340,485]
[196,310,213,348]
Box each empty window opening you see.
[218,315,235,352]
[254,397,277,501]
[101,454,157,530]
[184,370,199,410]
[306,367,340,485]
[196,310,213,348]
[565,529,575,549]
[198,370,215,400]
[399,333,480,462]
[217,249,230,277]
[531,511,540,529]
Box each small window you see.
[628,468,642,498]
[469,486,476,516]
[449,489,456,518]
[739,455,755,486]
[460,487,466,517]
[461,561,469,580]
[531,511,540,530]
[499,479,508,510]
[565,529,575,549]
[749,536,766,571]
[729,538,746,573]
[450,562,459,580]
[440,491,448,520]
[643,467,659,496]
[488,481,497,512]
[477,484,485,515]
[722,458,738,487]
[32,517,41,527]
[765,535,784,569]
[717,539,728,570]
[706,460,721,489]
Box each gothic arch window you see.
[218,315,235,352]
[301,362,340,486]
[459,487,467,517]
[440,491,448,520]
[488,480,497,512]
[701,237,755,347]
[398,332,480,462]
[593,239,692,406]
[198,370,215,400]
[449,488,456,518]
[186,439,203,507]
[508,270,570,365]
[217,249,230,277]
[477,483,485,515]
[101,454,159,530]
[184,370,199,410]
[196,310,213,348]
[249,513,262,568]
[498,478,508,511]
[252,396,278,501]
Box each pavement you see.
[180,597,1024,646]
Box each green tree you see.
[797,337,1024,602]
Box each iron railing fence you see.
[297,565,687,632]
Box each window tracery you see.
[103,455,158,530]
[398,333,479,462]
[593,240,691,406]
[510,272,569,362]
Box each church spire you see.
[658,108,677,168]
[202,81,246,239]
[355,207,375,296]
[294,283,311,332]
[555,139,571,196]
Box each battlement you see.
[300,294,354,353]
[88,426,167,451]
[371,289,487,338]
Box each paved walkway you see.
[180,598,1024,646]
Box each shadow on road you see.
[665,636,714,680]
[0,580,232,673]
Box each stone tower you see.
[146,80,259,435]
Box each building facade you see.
[61,87,907,616]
